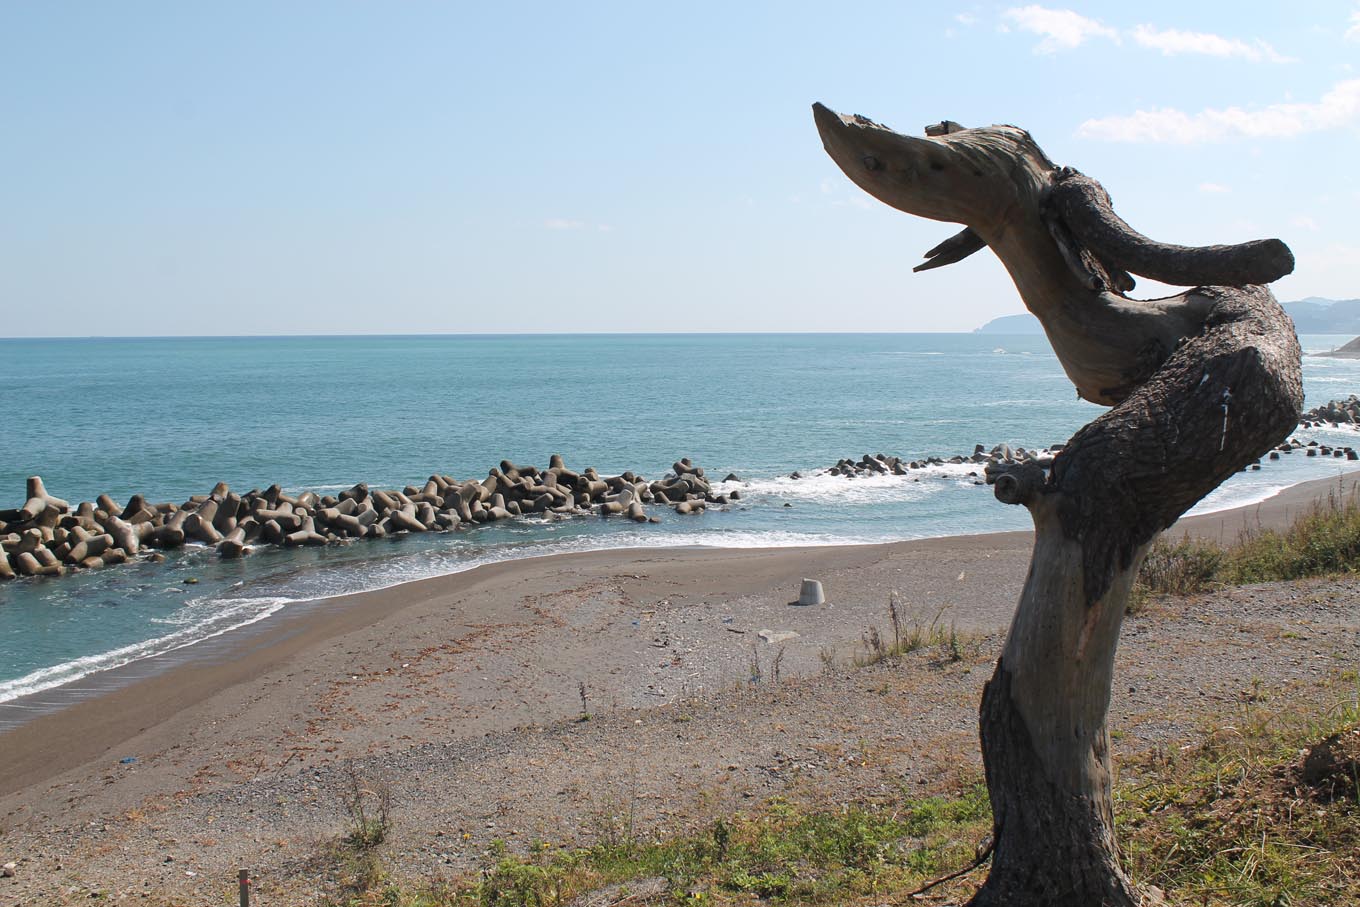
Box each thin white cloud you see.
[1198,182,1231,193]
[998,9,1290,63]
[955,12,978,26]
[1290,215,1321,232]
[1078,79,1360,143]
[1002,6,1118,53]
[1348,9,1360,42]
[1130,25,1292,62]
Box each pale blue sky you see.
[2,2,1357,336]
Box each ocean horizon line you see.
[0,328,1036,342]
[7,328,1359,343]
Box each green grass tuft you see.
[1118,685,1360,906]
[854,595,969,667]
[346,678,1360,907]
[379,787,992,907]
[1135,488,1360,605]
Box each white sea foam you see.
[1298,424,1360,437]
[720,464,987,506]
[1187,481,1294,517]
[1189,459,1360,517]
[0,595,291,703]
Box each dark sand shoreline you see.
[2,467,1349,799]
[0,536,1020,797]
[2,469,1357,800]
[0,470,1356,903]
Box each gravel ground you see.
[1,559,1356,906]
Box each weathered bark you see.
[812,103,1304,905]
[1048,169,1294,289]
[975,286,1301,906]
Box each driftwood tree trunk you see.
[976,286,1300,905]
[812,104,1303,905]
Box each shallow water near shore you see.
[3,332,1359,708]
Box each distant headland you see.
[975,297,1360,334]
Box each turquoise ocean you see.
[3,333,1358,713]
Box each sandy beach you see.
[1,471,1358,905]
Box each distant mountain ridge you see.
[1280,297,1360,333]
[975,297,1360,334]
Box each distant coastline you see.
[975,296,1360,334]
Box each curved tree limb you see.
[1049,168,1295,288]
[1054,285,1302,601]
